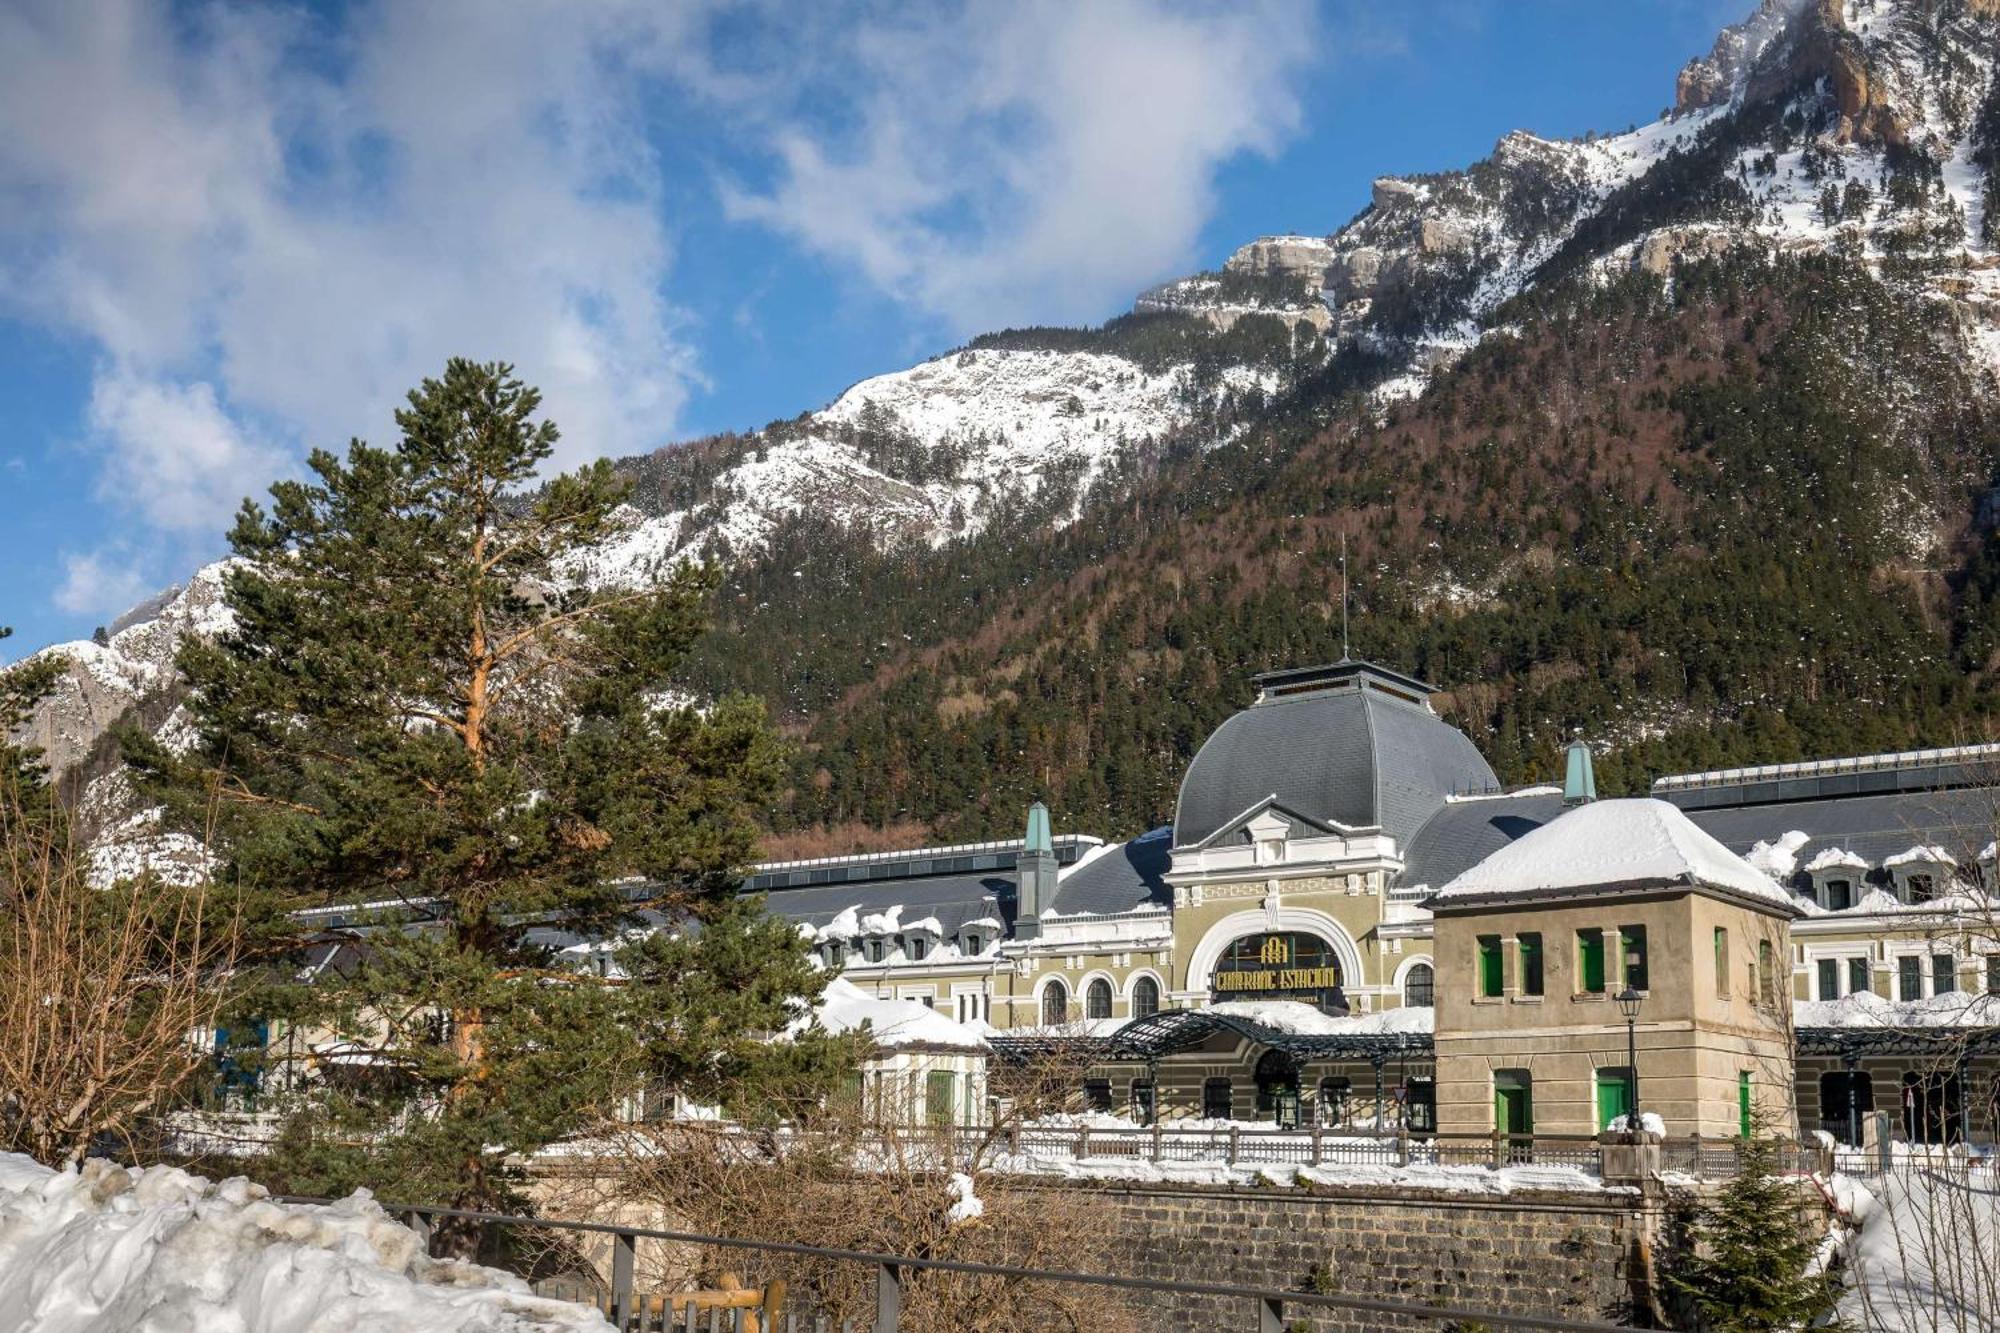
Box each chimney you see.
[1563,736,1598,807]
[1016,801,1056,940]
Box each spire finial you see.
[1340,531,1350,661]
[1564,732,1597,806]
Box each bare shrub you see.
[542,1090,1139,1333]
[0,786,240,1167]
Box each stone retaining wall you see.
[1077,1181,1653,1330]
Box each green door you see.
[1596,1069,1632,1131]
[1738,1072,1752,1138]
[1494,1071,1533,1136]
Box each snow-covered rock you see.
[0,1154,609,1332]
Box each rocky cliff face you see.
[1141,0,2000,387]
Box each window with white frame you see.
[1815,955,1871,1000]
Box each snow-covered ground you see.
[0,1154,608,1332]
[1838,1161,2000,1332]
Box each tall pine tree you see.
[128,360,842,1211]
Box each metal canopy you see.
[1795,1024,2000,1060]
[986,1009,1435,1065]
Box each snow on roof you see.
[816,905,861,941]
[1743,830,1810,879]
[1444,784,1562,804]
[1203,1000,1434,1036]
[803,978,988,1051]
[901,915,943,936]
[1432,797,1795,911]
[857,904,903,936]
[1804,846,1869,874]
[1883,844,1957,869]
[1794,990,2000,1030]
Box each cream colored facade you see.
[1432,888,1794,1138]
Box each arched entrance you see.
[1186,909,1364,1016]
[1212,931,1347,1014]
[1255,1049,1302,1127]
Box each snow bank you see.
[0,1155,608,1332]
[1839,1166,2000,1331]
[1605,1112,1666,1136]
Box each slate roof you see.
[1397,788,1564,891]
[1679,789,2000,879]
[1173,663,1499,850]
[759,871,1014,938]
[1051,826,1173,916]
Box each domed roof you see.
[1173,661,1499,850]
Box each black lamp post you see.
[1615,985,1643,1135]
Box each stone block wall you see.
[1079,1182,1649,1330]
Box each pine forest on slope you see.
[22,0,2000,865]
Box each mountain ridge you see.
[22,0,2000,863]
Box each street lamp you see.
[1615,986,1643,1136]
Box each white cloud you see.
[53,550,150,620]
[0,0,701,548]
[86,371,285,535]
[720,0,1317,333]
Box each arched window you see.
[1086,978,1113,1020]
[1403,963,1434,1007]
[1131,975,1161,1019]
[1041,980,1068,1026]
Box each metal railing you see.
[317,1198,1636,1332]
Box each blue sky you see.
[0,0,1744,658]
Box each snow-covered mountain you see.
[20,0,2000,859]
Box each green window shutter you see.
[1518,933,1543,996]
[1738,1072,1752,1138]
[1850,957,1871,996]
[1620,926,1648,991]
[1478,935,1503,997]
[1714,927,1729,997]
[1817,958,1838,1000]
[1577,930,1605,993]
[926,1070,956,1126]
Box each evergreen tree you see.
[0,624,61,818]
[127,359,843,1212]
[1666,1124,1843,1331]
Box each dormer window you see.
[1884,846,1955,906]
[820,941,846,968]
[1804,848,1867,911]
[962,933,983,955]
[905,936,929,962]
[863,938,886,964]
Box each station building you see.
[753,659,2000,1142]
